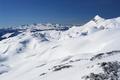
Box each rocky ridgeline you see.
[83,61,120,80]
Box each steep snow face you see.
[0,15,120,80]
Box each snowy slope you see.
[0,15,120,80]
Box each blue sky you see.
[0,0,120,27]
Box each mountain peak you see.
[92,15,104,23]
[94,15,103,20]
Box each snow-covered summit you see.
[93,15,104,21]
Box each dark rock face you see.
[81,32,88,36]
[40,73,46,76]
[53,65,72,71]
[83,61,120,80]
[90,50,120,61]
[49,64,72,72]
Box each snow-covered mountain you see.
[0,15,120,80]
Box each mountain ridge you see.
[0,15,120,80]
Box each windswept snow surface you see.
[0,15,120,80]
